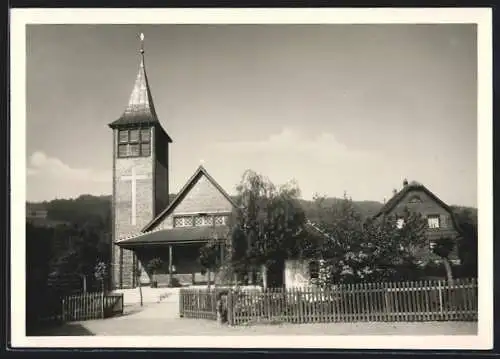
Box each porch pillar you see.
[169,244,173,286]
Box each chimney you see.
[392,189,397,195]
[403,178,409,187]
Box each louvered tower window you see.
[117,128,151,158]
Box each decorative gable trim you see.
[141,165,239,232]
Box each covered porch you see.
[117,226,229,287]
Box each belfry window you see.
[117,128,151,158]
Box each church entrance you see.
[134,242,208,287]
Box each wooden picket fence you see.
[179,287,262,320]
[62,292,124,322]
[179,278,477,325]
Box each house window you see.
[117,128,151,158]
[214,215,228,226]
[396,218,405,229]
[309,261,320,280]
[174,216,194,227]
[427,215,440,229]
[194,215,214,226]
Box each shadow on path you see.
[28,323,95,336]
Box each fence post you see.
[438,280,444,320]
[384,283,391,322]
[62,298,66,322]
[179,289,184,318]
[227,289,234,326]
[101,291,105,319]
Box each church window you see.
[129,129,140,142]
[141,129,151,142]
[129,144,140,156]
[118,130,129,143]
[117,127,152,158]
[118,144,128,157]
[194,215,214,226]
[174,216,194,227]
[427,215,440,229]
[214,215,228,226]
[141,143,151,156]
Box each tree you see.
[26,221,55,332]
[134,262,143,307]
[146,257,164,288]
[199,225,233,288]
[431,237,455,285]
[454,208,478,278]
[94,261,108,293]
[312,194,428,285]
[230,170,308,287]
[199,239,221,288]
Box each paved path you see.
[37,299,477,336]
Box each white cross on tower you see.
[121,167,148,226]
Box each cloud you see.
[212,127,377,165]
[206,128,390,201]
[27,151,110,183]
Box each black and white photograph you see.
[11,8,492,349]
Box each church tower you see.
[108,34,172,289]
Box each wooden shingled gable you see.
[141,165,239,232]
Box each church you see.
[108,35,238,289]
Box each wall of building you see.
[154,126,170,217]
[284,260,311,288]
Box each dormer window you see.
[408,195,422,204]
[117,128,151,158]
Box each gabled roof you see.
[374,180,455,219]
[141,165,239,232]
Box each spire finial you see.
[139,32,145,54]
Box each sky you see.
[26,24,478,207]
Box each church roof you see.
[116,225,229,248]
[141,165,239,232]
[109,35,164,131]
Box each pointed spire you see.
[123,32,157,117]
[109,32,160,128]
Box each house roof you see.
[116,225,230,248]
[374,180,456,220]
[141,165,239,232]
